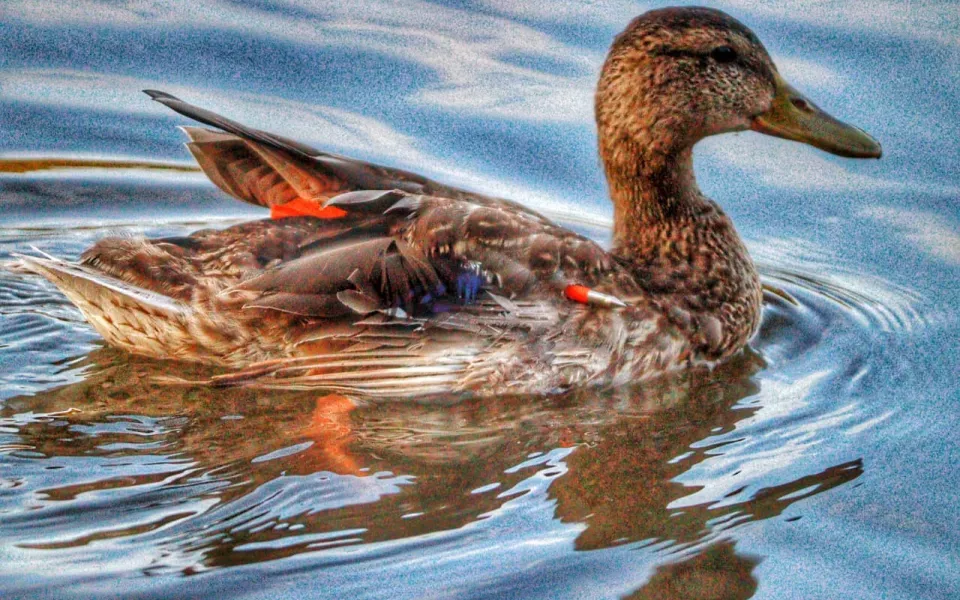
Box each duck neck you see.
[605,143,707,256]
[602,139,762,358]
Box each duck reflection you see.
[3,343,860,578]
[626,540,760,600]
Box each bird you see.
[11,7,881,399]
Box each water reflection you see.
[625,540,759,600]
[0,332,860,577]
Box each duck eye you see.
[710,46,737,63]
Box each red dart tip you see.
[564,284,591,304]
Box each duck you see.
[12,7,880,398]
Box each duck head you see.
[596,7,881,239]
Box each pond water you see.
[1,2,958,599]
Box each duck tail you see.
[8,252,198,359]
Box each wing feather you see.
[227,237,443,317]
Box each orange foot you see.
[298,394,362,476]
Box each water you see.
[1,2,958,598]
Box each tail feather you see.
[11,254,190,318]
[145,89,323,159]
[9,253,197,359]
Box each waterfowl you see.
[13,7,880,398]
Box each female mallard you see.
[14,7,880,398]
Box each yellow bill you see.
[752,72,882,159]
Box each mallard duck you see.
[13,7,880,398]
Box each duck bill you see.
[751,73,882,159]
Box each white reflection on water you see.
[717,0,960,47]
[670,370,832,511]
[3,69,424,159]
[700,134,959,195]
[6,0,598,122]
[481,0,960,48]
[1,69,591,218]
[4,0,848,125]
[860,206,960,265]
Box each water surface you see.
[1,2,958,599]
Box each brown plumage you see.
[11,7,880,398]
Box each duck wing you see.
[327,189,619,297]
[224,235,444,318]
[204,186,620,322]
[144,90,624,304]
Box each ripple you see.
[754,236,937,335]
[766,267,928,333]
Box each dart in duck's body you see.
[13,7,880,398]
